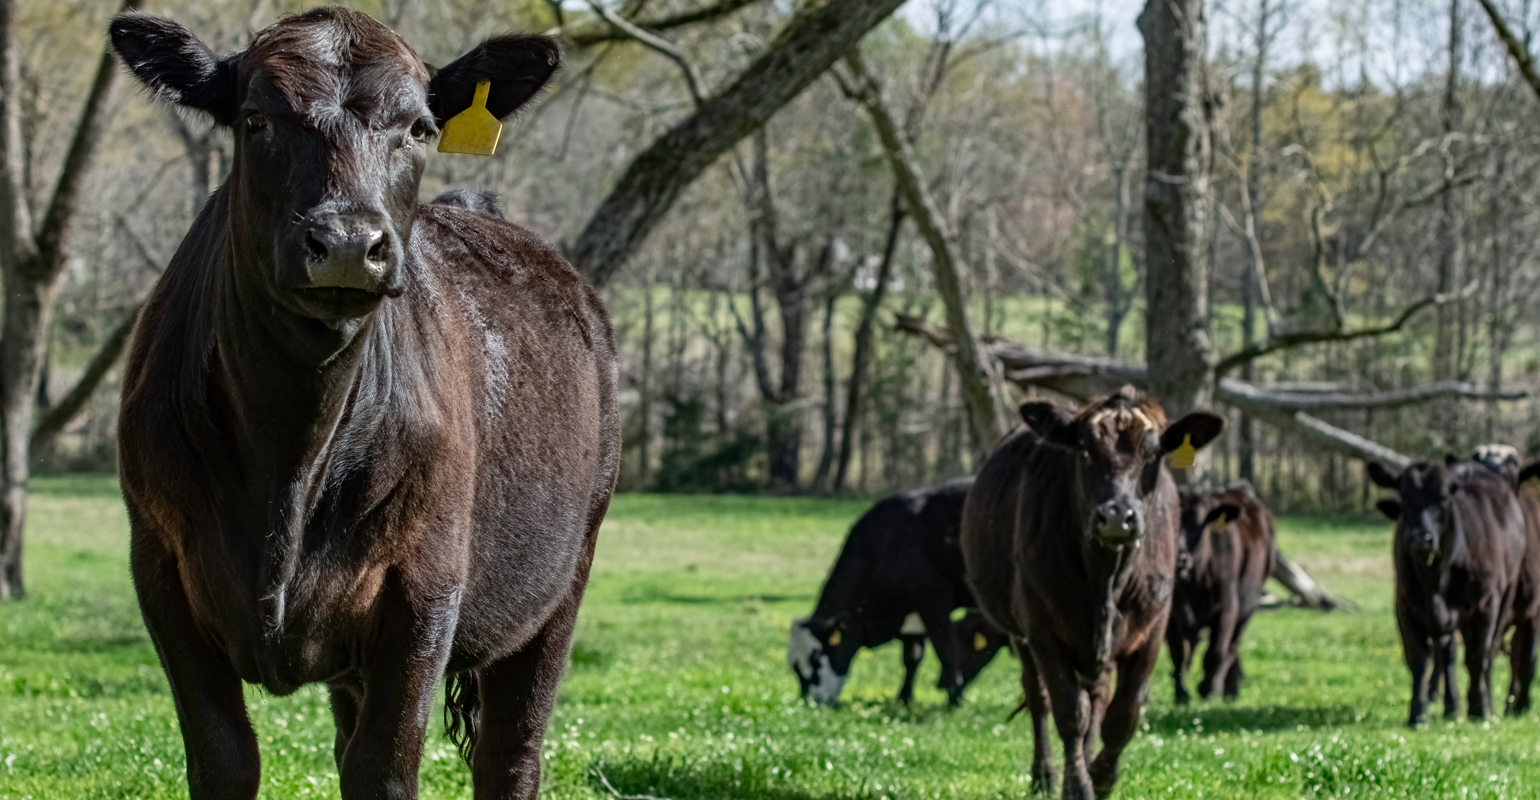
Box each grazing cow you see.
[110,10,620,800]
[1167,481,1276,704]
[788,479,1008,706]
[962,387,1224,800]
[1369,458,1533,724]
[1473,444,1523,483]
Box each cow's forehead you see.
[242,9,428,121]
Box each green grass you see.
[3,476,1539,799]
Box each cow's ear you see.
[1521,463,1540,488]
[1160,412,1225,454]
[1377,499,1402,520]
[1019,402,1069,439]
[1367,462,1399,489]
[1203,504,1242,531]
[109,12,240,125]
[1445,453,1461,467]
[428,35,560,126]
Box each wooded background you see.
[8,0,1540,523]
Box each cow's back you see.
[961,426,1043,639]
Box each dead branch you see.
[568,0,906,286]
[30,304,142,457]
[1476,0,1540,104]
[1213,281,1479,378]
[588,3,706,106]
[560,0,765,47]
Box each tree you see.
[0,0,139,599]
[1139,0,1217,433]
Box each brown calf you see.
[1369,458,1530,725]
[962,387,1223,800]
[110,9,619,799]
[1167,481,1276,704]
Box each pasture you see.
[2,476,1538,799]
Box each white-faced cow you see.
[789,478,1009,706]
[110,9,619,799]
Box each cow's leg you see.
[329,680,363,769]
[130,535,260,800]
[1165,620,1194,705]
[1198,589,1240,700]
[1436,635,1459,719]
[917,603,963,706]
[338,575,460,800]
[1221,613,1254,701]
[1396,605,1433,727]
[1088,636,1160,799]
[1462,604,1502,720]
[1030,636,1094,800]
[470,588,583,800]
[1507,616,1537,716]
[897,634,925,704]
[1017,644,1057,795]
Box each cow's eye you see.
[245,113,270,135]
[409,118,435,142]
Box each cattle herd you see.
[791,395,1540,799]
[98,6,1540,800]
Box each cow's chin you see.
[806,661,847,706]
[288,287,388,323]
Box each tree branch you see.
[1218,379,1526,412]
[560,0,765,47]
[588,2,706,106]
[1213,281,1478,378]
[1476,0,1540,104]
[29,303,142,456]
[567,0,905,286]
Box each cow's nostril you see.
[304,231,328,262]
[366,236,387,263]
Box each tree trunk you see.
[811,286,840,492]
[1433,0,1464,446]
[638,281,654,487]
[1139,0,1215,435]
[0,0,136,600]
[569,0,906,286]
[841,50,1005,458]
[834,192,903,492]
[1239,0,1270,484]
[1106,164,1131,357]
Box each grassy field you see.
[2,476,1538,799]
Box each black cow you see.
[963,387,1224,800]
[110,9,619,800]
[788,478,1009,706]
[1168,481,1276,704]
[1369,458,1530,725]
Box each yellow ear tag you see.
[974,633,987,651]
[1169,434,1197,470]
[828,630,842,646]
[437,81,501,156]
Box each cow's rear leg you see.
[1507,617,1537,716]
[328,680,362,769]
[1197,591,1239,700]
[1220,613,1253,702]
[1462,606,1501,720]
[470,589,583,800]
[1165,622,1195,705]
[1030,635,1094,800]
[897,634,925,704]
[1088,636,1160,799]
[1016,644,1056,795]
[1436,635,1459,719]
[131,535,260,800]
[339,572,460,800]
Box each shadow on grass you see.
[1144,701,1364,734]
[590,751,881,800]
[619,586,813,606]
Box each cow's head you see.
[1175,492,1243,581]
[109,9,558,324]
[952,609,1008,688]
[1021,386,1224,548]
[1369,459,1468,563]
[787,616,854,705]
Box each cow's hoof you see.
[1088,756,1119,798]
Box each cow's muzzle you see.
[301,213,402,298]
[1092,500,1140,545]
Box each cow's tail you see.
[444,671,480,763]
[1006,694,1032,722]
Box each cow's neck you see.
[211,247,381,503]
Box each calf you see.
[962,387,1223,800]
[1167,481,1276,704]
[1369,458,1531,724]
[789,478,1008,706]
[110,10,619,799]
